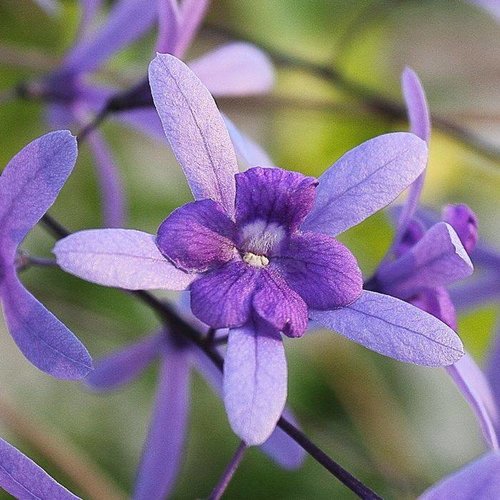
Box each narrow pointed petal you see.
[223,115,273,168]
[310,291,464,366]
[64,0,157,74]
[0,438,79,499]
[235,167,317,232]
[156,199,237,273]
[224,320,287,445]
[134,342,190,500]
[149,54,239,215]
[377,223,474,297]
[190,261,259,328]
[451,276,500,312]
[393,68,431,247]
[273,232,362,310]
[191,345,305,468]
[420,452,500,499]
[1,272,92,379]
[303,133,428,236]
[0,131,77,259]
[486,324,500,435]
[189,43,274,97]
[446,353,498,450]
[156,0,180,53]
[54,229,194,290]
[174,0,211,57]
[86,333,162,391]
[87,131,127,228]
[113,109,165,141]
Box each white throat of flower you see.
[240,219,285,268]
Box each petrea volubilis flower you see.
[0,438,79,499]
[0,131,92,379]
[54,54,464,445]
[87,309,305,500]
[368,68,499,449]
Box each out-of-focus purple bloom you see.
[0,131,92,379]
[0,438,79,499]
[420,451,500,499]
[55,55,464,445]
[87,322,306,500]
[370,67,498,449]
[466,0,500,21]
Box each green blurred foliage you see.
[0,1,499,499]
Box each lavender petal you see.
[87,130,127,228]
[134,341,190,500]
[189,43,274,97]
[156,0,180,54]
[420,451,500,499]
[273,232,363,310]
[174,0,211,58]
[0,131,77,260]
[156,199,237,273]
[377,222,474,298]
[310,291,464,366]
[1,271,92,380]
[86,333,163,391]
[235,167,317,232]
[0,438,79,499]
[113,109,165,142]
[54,229,195,290]
[446,353,498,450]
[190,261,259,329]
[303,133,428,236]
[224,320,287,445]
[149,54,239,215]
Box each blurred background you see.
[0,0,499,498]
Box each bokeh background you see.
[0,1,499,498]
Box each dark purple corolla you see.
[55,55,465,445]
[0,438,79,499]
[87,298,305,500]
[0,131,91,379]
[368,68,499,450]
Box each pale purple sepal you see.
[224,320,287,445]
[393,68,431,249]
[191,345,305,468]
[189,43,274,97]
[64,0,157,75]
[149,54,239,216]
[133,341,190,500]
[0,438,79,499]
[86,333,162,390]
[174,0,211,58]
[303,133,428,236]
[0,131,77,260]
[446,353,498,450]
[1,272,92,380]
[377,222,473,297]
[451,275,500,311]
[310,291,464,366]
[156,0,180,54]
[87,131,127,228]
[420,451,500,499]
[486,324,500,435]
[223,115,274,168]
[54,229,195,290]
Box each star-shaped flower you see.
[55,55,464,445]
[0,131,92,379]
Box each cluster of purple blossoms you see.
[0,1,498,498]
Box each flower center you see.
[239,220,286,255]
[243,252,269,268]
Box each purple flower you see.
[87,309,305,500]
[55,55,464,445]
[420,451,500,499]
[369,67,498,449]
[0,131,92,379]
[0,438,79,499]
